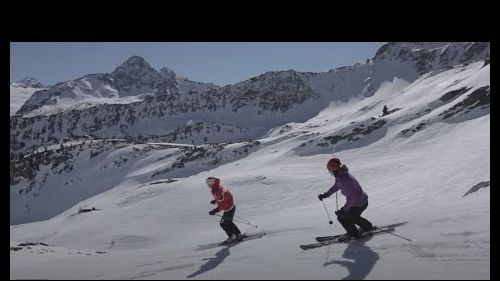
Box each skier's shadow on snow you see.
[323,236,379,280]
[186,244,235,278]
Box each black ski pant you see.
[220,206,241,238]
[336,202,373,237]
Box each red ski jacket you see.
[210,178,235,212]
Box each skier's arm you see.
[211,198,221,212]
[209,207,219,215]
[211,189,225,212]
[323,183,339,198]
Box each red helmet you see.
[327,158,341,174]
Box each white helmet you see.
[205,177,218,188]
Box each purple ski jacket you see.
[323,165,368,211]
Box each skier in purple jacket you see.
[318,158,374,238]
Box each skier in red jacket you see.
[206,177,243,243]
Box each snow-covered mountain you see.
[15,56,220,117]
[9,42,490,159]
[10,78,47,116]
[10,42,489,279]
[111,55,176,97]
[13,77,45,88]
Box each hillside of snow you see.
[10,58,489,279]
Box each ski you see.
[300,227,396,250]
[220,231,266,246]
[196,231,266,251]
[315,221,408,242]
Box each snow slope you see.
[10,61,489,279]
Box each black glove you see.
[210,200,216,205]
[318,193,326,201]
[335,208,345,216]
[209,209,217,216]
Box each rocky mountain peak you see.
[110,56,167,97]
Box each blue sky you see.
[10,42,385,86]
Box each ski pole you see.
[234,214,253,225]
[321,200,334,225]
[335,192,339,211]
[234,214,247,222]
[377,228,412,242]
[234,214,258,228]
[213,214,258,228]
